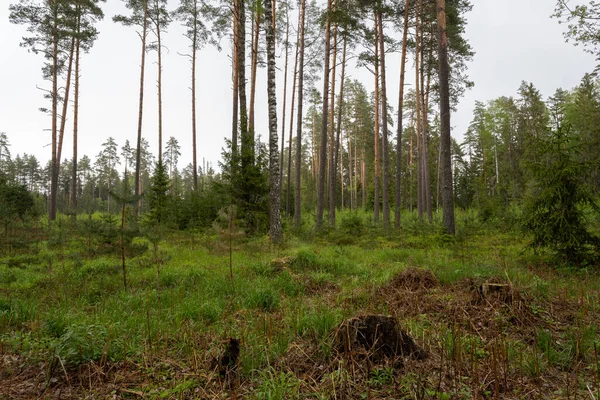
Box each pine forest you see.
[1,0,600,398]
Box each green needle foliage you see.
[147,159,171,224]
[521,126,600,264]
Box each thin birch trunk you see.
[265,0,282,243]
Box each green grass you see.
[1,209,599,398]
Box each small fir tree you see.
[521,124,599,264]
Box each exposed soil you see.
[333,315,427,362]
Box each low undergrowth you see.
[1,212,599,399]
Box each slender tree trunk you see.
[286,62,297,219]
[135,0,148,214]
[328,21,338,227]
[419,24,430,222]
[49,7,59,221]
[437,0,455,234]
[294,0,306,230]
[334,37,347,217]
[311,111,317,181]
[249,8,260,135]
[414,0,423,220]
[285,8,298,218]
[423,42,433,221]
[395,0,410,228]
[57,37,74,175]
[71,24,80,214]
[361,158,366,210]
[192,0,198,190]
[279,4,291,209]
[264,0,282,244]
[373,15,381,224]
[348,126,353,210]
[231,0,239,158]
[238,0,251,180]
[377,11,390,229]
[238,0,251,210]
[316,0,333,230]
[157,21,164,163]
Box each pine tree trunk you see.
[265,0,282,244]
[437,0,455,234]
[373,15,381,224]
[157,19,164,163]
[71,21,80,214]
[279,5,291,208]
[328,22,338,227]
[334,37,347,217]
[285,8,298,218]
[294,0,306,230]
[231,0,239,158]
[286,57,297,219]
[192,0,198,190]
[249,9,260,135]
[414,0,423,220]
[422,41,433,221]
[238,0,251,186]
[377,11,390,229]
[135,0,148,214]
[316,0,333,230]
[395,0,410,228]
[49,7,59,221]
[57,37,74,177]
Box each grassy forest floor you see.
[1,211,600,399]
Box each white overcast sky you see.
[0,0,597,171]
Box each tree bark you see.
[334,37,347,217]
[437,0,455,234]
[279,4,291,208]
[49,5,59,221]
[249,8,260,135]
[192,0,198,190]
[71,17,81,213]
[231,0,239,158]
[156,12,164,163]
[135,0,148,214]
[238,0,251,184]
[414,0,423,220]
[328,21,338,227]
[395,0,410,228]
[265,0,282,244]
[316,0,333,230]
[57,37,74,178]
[422,38,433,222]
[373,15,381,224]
[294,0,306,230]
[377,10,390,229]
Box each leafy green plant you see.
[255,367,300,400]
[213,205,245,278]
[369,366,395,386]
